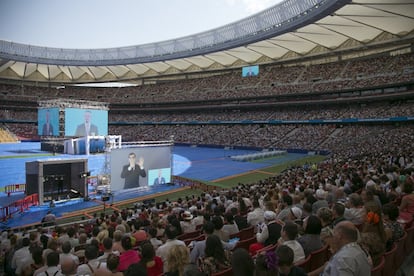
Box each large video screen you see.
[64,108,108,136]
[242,65,259,77]
[38,108,59,136]
[110,146,172,191]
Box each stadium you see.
[0,0,413,275]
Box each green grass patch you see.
[0,153,55,159]
[210,155,327,188]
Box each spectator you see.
[212,216,229,242]
[247,199,264,227]
[59,241,79,267]
[254,211,282,250]
[278,221,305,263]
[11,237,32,276]
[222,213,239,235]
[316,207,334,244]
[231,248,254,276]
[165,244,190,276]
[275,245,306,276]
[77,244,106,275]
[190,222,235,264]
[399,182,414,222]
[36,251,62,276]
[344,193,366,225]
[382,202,404,250]
[148,227,162,251]
[139,241,163,276]
[198,235,231,275]
[156,224,186,272]
[331,202,346,227]
[297,215,323,256]
[97,237,113,263]
[320,221,370,276]
[118,235,140,272]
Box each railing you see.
[0,193,39,222]
[4,184,26,195]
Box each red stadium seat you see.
[295,253,311,273]
[383,242,397,276]
[394,231,407,268]
[211,267,232,276]
[371,255,385,276]
[309,244,329,272]
[233,236,257,252]
[404,225,414,255]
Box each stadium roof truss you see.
[0,0,413,85]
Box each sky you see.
[0,0,282,49]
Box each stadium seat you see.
[383,242,397,276]
[295,253,311,273]
[177,229,201,241]
[211,267,232,276]
[230,225,255,240]
[238,225,255,240]
[233,236,257,252]
[394,231,407,268]
[404,224,414,255]
[371,255,385,276]
[309,244,329,271]
[254,243,278,257]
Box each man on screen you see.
[121,152,146,189]
[42,110,54,136]
[246,66,257,77]
[153,169,166,185]
[75,110,99,136]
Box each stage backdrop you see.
[110,146,172,191]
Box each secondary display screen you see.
[110,146,172,191]
[38,108,59,136]
[242,65,259,77]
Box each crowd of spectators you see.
[0,51,413,275]
[1,127,413,275]
[0,52,413,104]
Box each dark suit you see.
[75,123,98,136]
[121,164,146,189]
[153,177,166,185]
[42,123,54,136]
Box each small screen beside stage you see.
[38,108,59,136]
[110,146,172,191]
[64,108,108,137]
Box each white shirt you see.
[282,240,305,263]
[156,239,186,272]
[11,245,32,275]
[247,208,265,226]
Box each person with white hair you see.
[256,211,283,246]
[312,188,329,214]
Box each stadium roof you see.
[0,0,413,85]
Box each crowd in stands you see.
[1,126,414,275]
[0,52,413,105]
[0,51,413,275]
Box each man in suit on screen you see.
[42,110,54,136]
[153,169,166,185]
[75,110,99,136]
[121,152,146,189]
